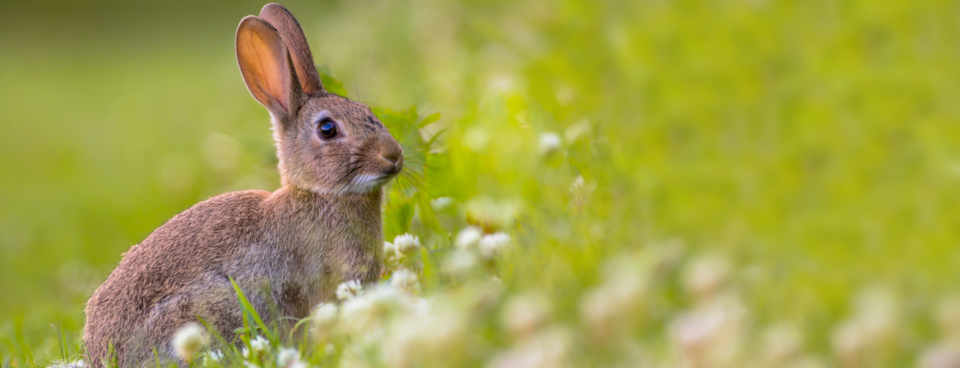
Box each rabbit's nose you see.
[379,140,403,173]
[381,149,401,165]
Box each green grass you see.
[3,0,960,366]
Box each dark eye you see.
[318,119,338,140]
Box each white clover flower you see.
[202,350,223,366]
[383,241,398,258]
[340,294,376,334]
[831,319,869,365]
[443,249,478,275]
[391,268,421,294]
[569,176,596,208]
[383,301,467,367]
[501,293,552,338]
[276,347,300,367]
[682,254,732,301]
[478,232,510,259]
[761,323,803,364]
[919,343,960,368]
[539,132,562,156]
[311,303,339,341]
[580,257,650,342]
[337,280,363,301]
[250,335,270,353]
[49,359,85,368]
[487,327,572,368]
[172,322,209,362]
[669,296,747,364]
[832,286,900,365]
[455,226,483,249]
[392,234,421,256]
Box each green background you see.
[2,0,959,366]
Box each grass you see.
[3,0,960,367]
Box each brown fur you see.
[83,4,403,367]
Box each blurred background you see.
[2,0,960,366]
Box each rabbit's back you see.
[84,190,272,367]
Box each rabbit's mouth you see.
[349,173,397,192]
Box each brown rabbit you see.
[83,4,403,367]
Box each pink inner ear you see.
[250,31,289,111]
[238,18,291,114]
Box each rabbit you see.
[83,3,403,367]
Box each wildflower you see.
[580,257,649,342]
[277,347,307,368]
[669,296,747,366]
[539,132,562,156]
[501,293,552,338]
[311,303,339,341]
[250,335,271,353]
[682,254,731,302]
[49,359,85,368]
[832,287,900,366]
[918,343,960,368]
[831,319,876,367]
[478,232,510,259]
[487,327,572,368]
[384,240,398,259]
[569,176,596,209]
[201,350,223,366]
[391,268,421,294]
[455,226,483,249]
[465,197,520,231]
[393,234,421,256]
[385,234,422,272]
[443,249,478,276]
[337,280,363,301]
[340,293,376,335]
[172,322,209,362]
[761,323,803,364]
[383,301,467,367]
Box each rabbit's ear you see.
[259,3,324,95]
[236,16,300,120]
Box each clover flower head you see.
[311,303,339,341]
[392,234,421,256]
[501,293,552,337]
[276,347,301,367]
[201,350,223,366]
[250,335,270,353]
[391,268,421,294]
[443,249,478,275]
[172,322,209,362]
[455,226,483,249]
[539,132,562,155]
[337,280,363,301]
[478,232,511,259]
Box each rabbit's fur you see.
[83,4,403,367]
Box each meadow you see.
[2,0,960,367]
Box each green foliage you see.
[1,0,960,367]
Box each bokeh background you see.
[2,0,960,366]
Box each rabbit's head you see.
[236,4,403,194]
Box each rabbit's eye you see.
[318,119,338,140]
